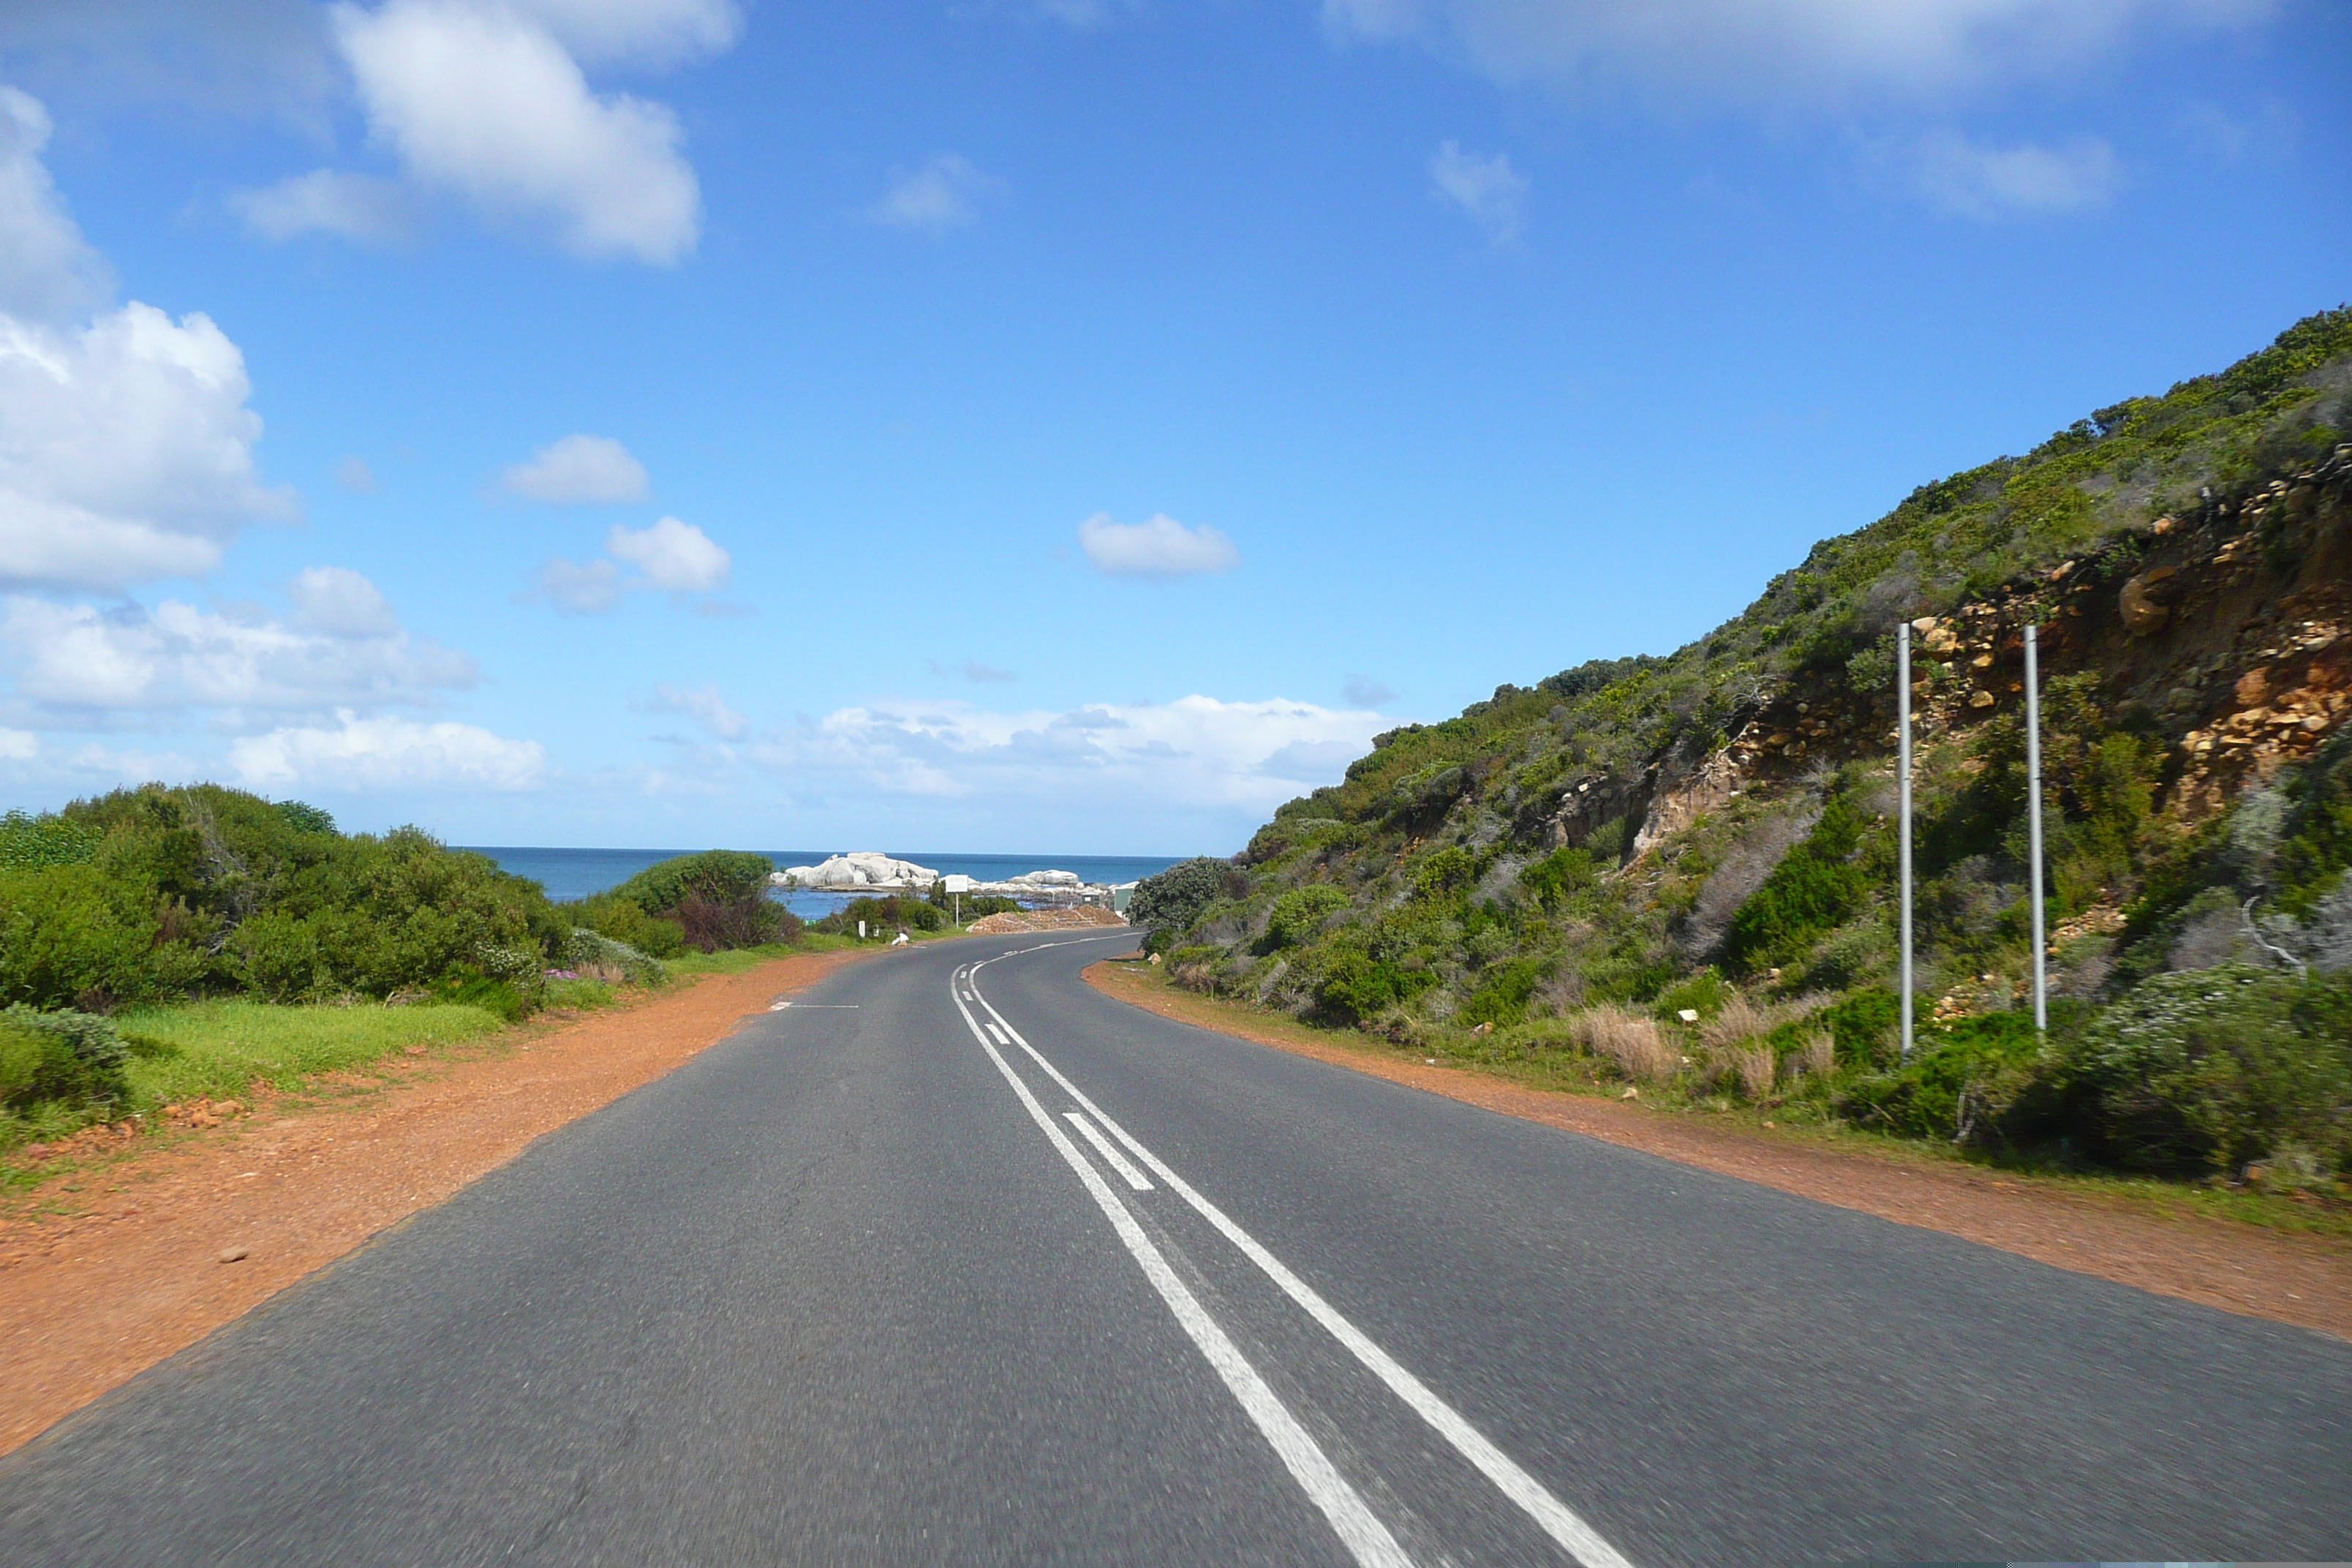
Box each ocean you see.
[463,847,1189,920]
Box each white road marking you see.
[1063,1110,1154,1190]
[949,979,1412,1568]
[769,1002,859,1010]
[964,948,1635,1568]
[985,1021,1012,1046]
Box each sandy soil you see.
[0,949,868,1458]
[965,906,1128,934]
[1088,960,2352,1343]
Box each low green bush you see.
[1459,959,1542,1028]
[1835,1010,2047,1143]
[1264,885,1346,950]
[0,1011,124,1115]
[2061,965,2352,1176]
[1130,857,1245,932]
[1725,793,1879,974]
[813,895,943,936]
[1316,951,1435,1022]
[574,892,687,958]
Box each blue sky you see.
[0,0,2345,854]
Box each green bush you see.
[575,892,687,957]
[1130,857,1245,932]
[0,1009,127,1113]
[1519,846,1600,909]
[1459,959,1542,1028]
[608,850,777,914]
[1264,885,1346,950]
[1835,1011,2046,1143]
[1316,951,1435,1022]
[1812,987,1902,1069]
[2062,965,2352,1175]
[0,809,99,870]
[1725,794,1878,974]
[814,895,943,936]
[563,927,669,985]
[0,861,191,1011]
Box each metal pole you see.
[2025,624,2046,1033]
[1899,622,1914,1063]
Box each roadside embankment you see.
[1087,958,2352,1343]
[965,906,1128,935]
[0,948,867,1457]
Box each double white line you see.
[950,943,1634,1568]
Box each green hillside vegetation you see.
[0,786,802,1152]
[1136,309,2352,1193]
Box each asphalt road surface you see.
[4,930,2348,1565]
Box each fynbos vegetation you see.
[1133,309,2352,1191]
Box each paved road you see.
[4,931,2348,1564]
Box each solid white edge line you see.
[949,980,1412,1568]
[966,947,1635,1568]
[1063,1110,1155,1191]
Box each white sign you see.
[940,874,975,894]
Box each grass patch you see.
[117,999,508,1104]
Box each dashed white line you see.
[963,947,1634,1568]
[1063,1110,1154,1190]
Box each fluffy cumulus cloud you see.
[229,168,416,245]
[231,709,546,791]
[535,515,730,609]
[866,154,1002,232]
[0,91,295,593]
[1428,140,1526,244]
[501,432,649,502]
[1907,129,2124,216]
[329,0,710,264]
[1077,513,1238,579]
[750,694,1387,818]
[1323,0,2271,106]
[0,581,473,717]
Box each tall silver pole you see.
[2025,624,2046,1032]
[1899,622,1914,1063]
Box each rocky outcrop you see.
[775,852,940,889]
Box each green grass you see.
[117,999,508,1104]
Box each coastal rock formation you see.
[774,852,940,890]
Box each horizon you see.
[1,1,2345,853]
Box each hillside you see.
[1135,309,2352,1186]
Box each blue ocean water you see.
[464,847,1188,919]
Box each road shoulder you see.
[1085,958,2352,1343]
[0,949,868,1457]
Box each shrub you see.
[0,861,185,1010]
[1836,1010,2046,1142]
[1725,793,1878,973]
[0,810,99,870]
[2062,964,2352,1175]
[672,889,796,952]
[1129,857,1246,932]
[607,851,778,916]
[575,892,687,958]
[1316,951,1434,1022]
[564,928,669,986]
[1518,845,1600,909]
[814,895,943,936]
[0,1008,127,1113]
[1264,885,1346,950]
[1459,959,1542,1028]
[1812,987,1902,1069]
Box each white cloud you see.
[1342,674,1397,707]
[0,93,293,592]
[642,680,745,739]
[1324,0,2272,107]
[607,515,728,592]
[0,727,34,760]
[230,168,416,245]
[496,0,741,66]
[231,709,546,791]
[1908,130,2123,216]
[331,0,703,264]
[750,694,1385,815]
[0,301,297,592]
[535,555,623,613]
[0,87,109,322]
[534,515,728,610]
[866,154,1002,232]
[1077,513,1238,579]
[1428,140,1526,244]
[287,564,401,637]
[502,432,649,502]
[0,587,473,715]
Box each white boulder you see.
[774,851,942,890]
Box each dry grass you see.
[1572,1004,1678,1082]
[1695,993,1811,1052]
[1722,1044,1777,1099]
[1787,1030,1836,1084]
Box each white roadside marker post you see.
[2026,622,2047,1033]
[1899,621,1915,1063]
